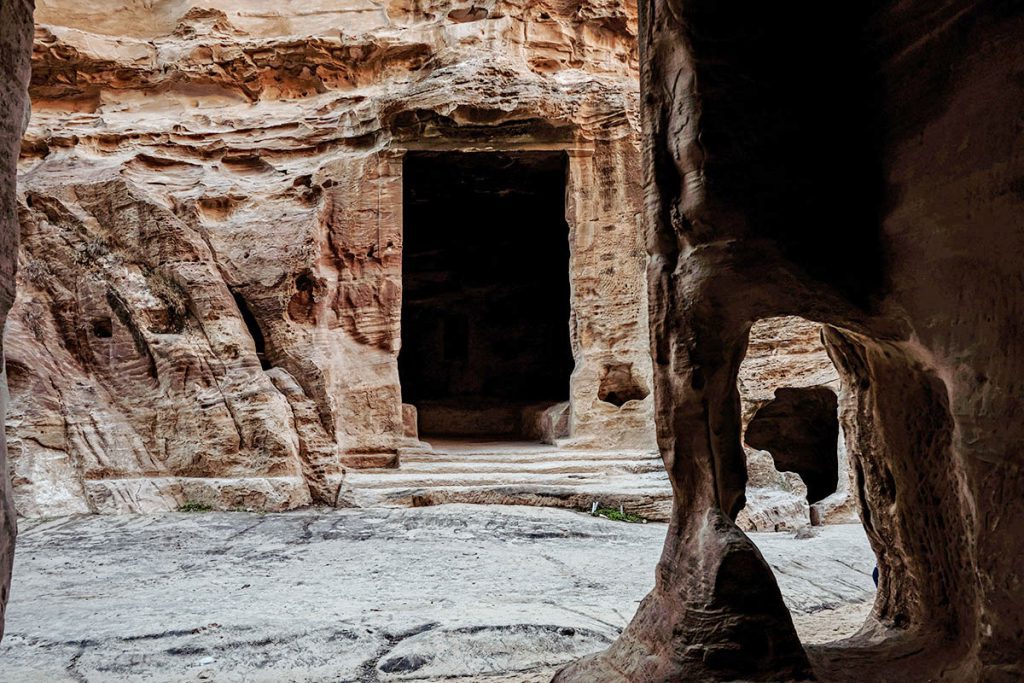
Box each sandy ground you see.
[0,505,876,682]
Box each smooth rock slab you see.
[0,505,875,682]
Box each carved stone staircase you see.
[341,438,673,521]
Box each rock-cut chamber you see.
[398,151,574,440]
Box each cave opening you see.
[737,316,852,531]
[399,151,574,441]
[736,316,879,650]
[233,291,270,371]
[746,385,840,506]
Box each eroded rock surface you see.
[0,0,35,643]
[555,2,1024,682]
[5,1,845,529]
[8,0,655,516]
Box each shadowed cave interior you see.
[399,151,574,440]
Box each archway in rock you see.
[735,316,854,533]
[554,2,1023,682]
[399,151,573,441]
[732,316,875,649]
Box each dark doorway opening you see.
[746,385,840,504]
[399,151,573,439]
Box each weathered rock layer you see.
[6,1,847,527]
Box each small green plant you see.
[177,500,213,513]
[591,505,645,524]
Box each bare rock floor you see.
[0,505,875,682]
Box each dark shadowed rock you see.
[555,1,1024,681]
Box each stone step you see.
[360,458,665,476]
[346,484,674,522]
[399,450,660,464]
[346,441,671,520]
[345,470,670,490]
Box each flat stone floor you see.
[0,505,876,682]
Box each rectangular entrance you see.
[399,151,573,440]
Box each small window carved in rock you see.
[598,363,649,407]
[91,318,113,339]
[233,291,271,370]
[287,271,318,324]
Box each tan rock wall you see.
[564,139,653,447]
[7,1,657,516]
[8,0,850,524]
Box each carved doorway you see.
[399,151,573,442]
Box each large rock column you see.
[0,0,34,641]
[558,1,1023,681]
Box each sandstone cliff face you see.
[8,0,654,515]
[9,1,850,524]
[0,0,34,642]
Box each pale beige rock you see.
[401,403,418,439]
[0,507,876,681]
[740,316,840,412]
